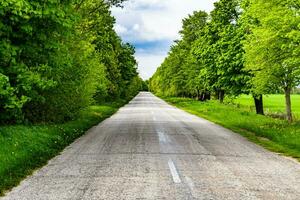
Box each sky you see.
[111,0,217,80]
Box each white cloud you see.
[111,0,217,79]
[132,24,140,31]
[135,53,168,80]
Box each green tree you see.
[194,0,247,102]
[0,0,142,123]
[0,0,75,122]
[150,11,209,98]
[244,0,300,122]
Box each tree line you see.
[150,0,300,122]
[0,0,145,124]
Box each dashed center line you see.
[185,177,195,190]
[168,159,181,183]
[157,131,167,143]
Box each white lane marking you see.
[157,131,167,143]
[185,177,194,190]
[168,159,181,183]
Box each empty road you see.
[2,92,300,200]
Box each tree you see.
[239,0,265,115]
[151,0,248,103]
[0,0,143,123]
[150,0,299,122]
[244,0,300,122]
[0,0,76,122]
[150,11,209,98]
[205,0,247,102]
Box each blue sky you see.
[111,0,217,79]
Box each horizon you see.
[111,0,217,80]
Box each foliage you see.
[0,0,143,123]
[243,0,300,121]
[151,0,248,101]
[150,0,299,121]
[150,11,209,97]
[0,0,72,122]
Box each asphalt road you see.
[2,92,300,200]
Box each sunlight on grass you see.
[164,96,300,161]
[0,101,126,195]
[232,95,300,119]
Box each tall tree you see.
[0,0,143,123]
[244,0,300,122]
[0,0,76,122]
[207,0,246,102]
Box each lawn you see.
[0,100,126,195]
[163,96,300,162]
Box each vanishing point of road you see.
[2,92,300,200]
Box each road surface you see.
[2,92,300,200]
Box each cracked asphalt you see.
[2,92,300,200]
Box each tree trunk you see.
[253,95,264,115]
[219,90,225,103]
[205,92,211,101]
[214,90,219,100]
[196,89,200,101]
[200,92,205,101]
[284,88,293,122]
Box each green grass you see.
[0,100,126,195]
[163,96,300,162]
[232,94,300,120]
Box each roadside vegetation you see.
[0,0,147,195]
[150,0,299,159]
[0,101,127,195]
[0,0,143,124]
[164,96,300,161]
[150,0,300,122]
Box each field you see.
[232,94,300,120]
[163,95,300,162]
[0,101,126,195]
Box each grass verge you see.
[0,100,127,195]
[163,97,300,162]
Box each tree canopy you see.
[150,0,300,122]
[0,0,144,123]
